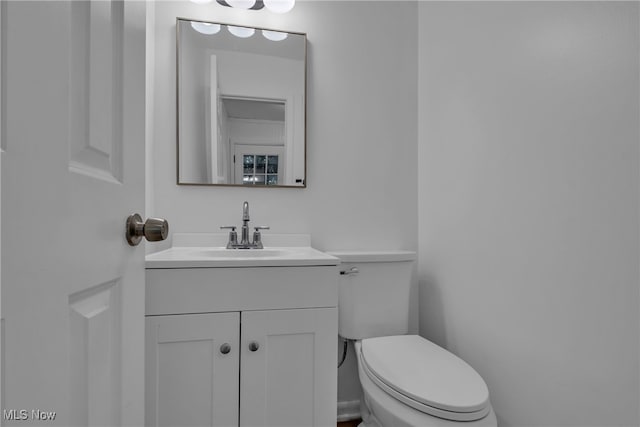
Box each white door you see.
[2,1,148,426]
[240,308,338,427]
[146,313,240,427]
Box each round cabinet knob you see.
[126,214,169,246]
[248,341,260,352]
[220,343,231,355]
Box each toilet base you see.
[355,342,497,427]
[358,394,382,427]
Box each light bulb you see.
[263,0,295,14]
[227,0,256,9]
[262,30,288,41]
[228,26,256,38]
[191,22,221,35]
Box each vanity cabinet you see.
[145,266,338,427]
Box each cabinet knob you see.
[220,343,231,355]
[248,341,260,352]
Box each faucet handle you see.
[221,226,238,248]
[252,226,269,249]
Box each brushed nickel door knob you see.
[143,217,169,242]
[126,213,169,246]
[248,341,260,352]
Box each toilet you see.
[330,251,497,427]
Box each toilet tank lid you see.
[326,251,416,263]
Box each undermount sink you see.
[145,234,340,268]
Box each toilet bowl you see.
[329,251,497,427]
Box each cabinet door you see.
[146,312,240,427]
[240,308,338,427]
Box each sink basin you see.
[190,248,288,258]
[146,245,340,268]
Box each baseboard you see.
[337,399,361,422]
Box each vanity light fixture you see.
[190,21,221,35]
[262,29,288,41]
[226,0,257,9]
[263,0,295,14]
[228,25,256,38]
[190,23,286,41]
[190,0,295,13]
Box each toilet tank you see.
[328,251,416,340]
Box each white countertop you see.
[146,233,340,268]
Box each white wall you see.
[150,1,418,252]
[418,2,639,426]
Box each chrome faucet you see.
[240,201,251,245]
[221,201,269,249]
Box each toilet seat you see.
[360,335,490,422]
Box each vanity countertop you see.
[145,233,340,268]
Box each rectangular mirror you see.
[177,18,307,187]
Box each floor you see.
[337,420,361,427]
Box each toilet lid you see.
[360,335,490,417]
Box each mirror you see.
[177,18,307,187]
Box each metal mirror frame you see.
[176,17,308,188]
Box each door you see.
[2,1,147,425]
[146,313,240,427]
[240,308,338,427]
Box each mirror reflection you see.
[177,19,307,187]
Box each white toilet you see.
[330,251,497,427]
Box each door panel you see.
[240,308,337,427]
[68,281,122,427]
[69,0,125,183]
[146,313,240,427]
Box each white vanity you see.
[145,234,340,427]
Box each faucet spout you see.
[240,201,250,245]
[242,201,250,221]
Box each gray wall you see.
[418,2,639,426]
